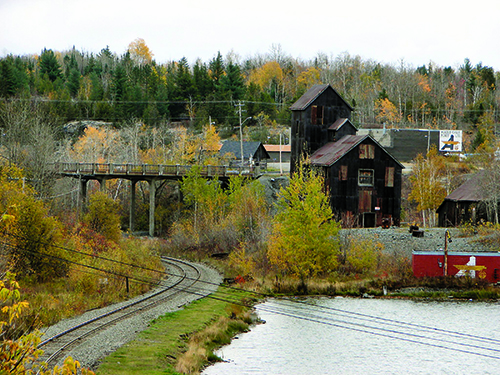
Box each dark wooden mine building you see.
[436,171,495,227]
[290,84,404,227]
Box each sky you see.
[2,0,500,71]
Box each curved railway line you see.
[37,257,220,371]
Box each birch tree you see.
[408,147,447,227]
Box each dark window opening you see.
[358,169,374,186]
[385,167,394,187]
[359,144,375,159]
[339,165,348,181]
[311,105,324,125]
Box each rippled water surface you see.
[202,297,500,375]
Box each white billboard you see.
[439,130,462,152]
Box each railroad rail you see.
[52,162,260,179]
[37,257,206,370]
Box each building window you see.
[311,105,324,125]
[339,165,348,181]
[359,144,375,159]
[385,167,394,187]
[358,169,374,186]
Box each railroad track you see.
[37,257,208,370]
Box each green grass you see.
[96,287,253,375]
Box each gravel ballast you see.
[340,227,497,257]
[40,260,222,371]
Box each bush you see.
[82,192,121,243]
[345,237,383,275]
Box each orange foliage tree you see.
[70,126,120,163]
[375,98,401,126]
[127,38,154,65]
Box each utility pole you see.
[237,101,244,166]
[279,132,283,175]
[236,101,252,167]
[444,229,451,276]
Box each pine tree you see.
[0,58,17,97]
[66,68,81,98]
[39,48,62,82]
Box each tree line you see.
[1,39,499,138]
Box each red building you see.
[412,251,500,282]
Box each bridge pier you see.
[129,180,137,233]
[98,178,106,192]
[80,178,87,204]
[149,179,156,237]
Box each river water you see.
[202,297,500,375]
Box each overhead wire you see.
[254,304,500,361]
[5,229,500,346]
[3,233,500,360]
[257,300,500,357]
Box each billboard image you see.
[439,130,462,152]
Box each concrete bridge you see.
[53,162,261,236]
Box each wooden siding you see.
[291,86,352,172]
[324,138,402,226]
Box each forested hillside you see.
[1,39,498,136]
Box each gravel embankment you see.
[40,260,222,371]
[340,227,497,257]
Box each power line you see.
[4,233,500,360]
[256,304,500,361]
[6,229,500,349]
[0,98,282,107]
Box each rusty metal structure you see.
[290,84,404,227]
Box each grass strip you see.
[96,287,254,375]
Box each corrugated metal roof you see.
[219,141,270,159]
[328,118,349,131]
[289,84,354,111]
[290,84,329,110]
[309,135,366,166]
[444,171,486,202]
[264,144,291,152]
[309,134,405,168]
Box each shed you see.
[436,171,491,227]
[219,141,270,167]
[264,144,291,163]
[413,251,500,282]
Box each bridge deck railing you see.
[52,162,258,178]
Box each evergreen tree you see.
[39,48,62,82]
[111,64,129,121]
[112,65,128,101]
[0,58,17,97]
[193,60,213,99]
[66,68,81,98]
[176,57,195,98]
[220,61,245,101]
[208,51,224,85]
[89,71,104,101]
